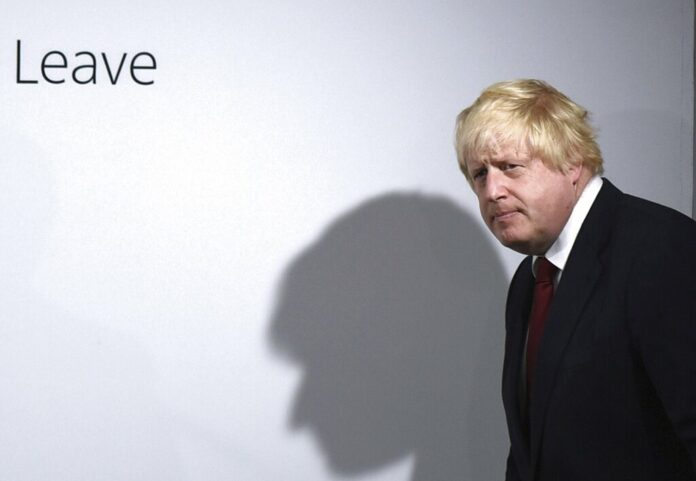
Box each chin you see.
[507,244,535,255]
[496,236,536,255]
[495,232,523,249]
[494,227,549,255]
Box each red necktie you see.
[526,257,558,390]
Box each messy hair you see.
[454,79,603,182]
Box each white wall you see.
[0,1,692,480]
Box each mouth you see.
[491,209,519,223]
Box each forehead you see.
[469,141,531,165]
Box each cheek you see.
[476,196,488,219]
[540,189,574,228]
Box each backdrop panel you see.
[0,1,692,480]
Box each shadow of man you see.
[269,192,508,480]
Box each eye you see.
[500,162,525,176]
[472,167,487,181]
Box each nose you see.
[483,168,506,201]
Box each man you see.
[454,79,696,481]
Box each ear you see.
[566,161,584,185]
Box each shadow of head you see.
[269,192,507,479]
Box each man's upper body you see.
[454,79,696,481]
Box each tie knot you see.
[535,257,557,284]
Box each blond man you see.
[455,79,696,481]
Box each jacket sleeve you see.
[628,215,696,472]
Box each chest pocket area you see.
[558,295,629,370]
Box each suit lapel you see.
[528,179,622,477]
[503,256,534,481]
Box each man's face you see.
[466,144,580,255]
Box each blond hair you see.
[454,79,603,182]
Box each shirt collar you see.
[534,176,603,274]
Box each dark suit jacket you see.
[503,179,696,481]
